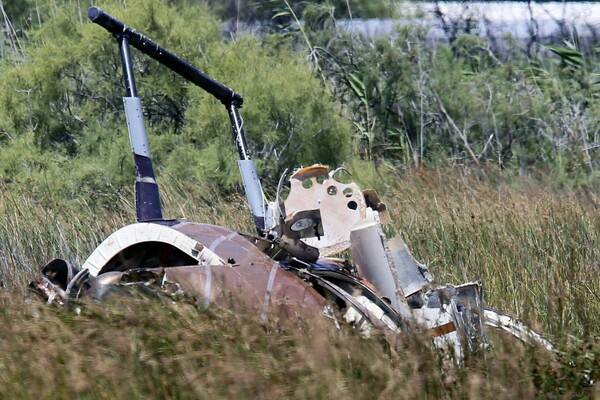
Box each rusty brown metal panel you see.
[172,222,266,265]
[163,221,328,319]
[164,264,327,320]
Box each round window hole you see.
[343,188,353,198]
[347,201,358,210]
[316,175,326,184]
[327,185,337,196]
[302,179,313,189]
[332,168,353,184]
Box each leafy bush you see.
[0,0,352,205]
[274,10,600,186]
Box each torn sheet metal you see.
[387,235,433,297]
[349,208,412,317]
[350,207,432,308]
[283,165,367,255]
[283,166,432,312]
[29,166,554,361]
[483,308,554,351]
[29,8,555,365]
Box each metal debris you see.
[29,7,554,361]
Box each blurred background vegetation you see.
[2,0,600,205]
[1,0,600,397]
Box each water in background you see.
[341,2,600,42]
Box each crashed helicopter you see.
[31,7,553,359]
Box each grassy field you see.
[0,168,599,399]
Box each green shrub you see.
[0,0,353,205]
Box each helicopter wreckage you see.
[31,7,553,359]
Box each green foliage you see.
[6,0,600,199]
[0,0,352,203]
[281,15,600,185]
[175,34,350,188]
[202,0,393,22]
[1,0,34,29]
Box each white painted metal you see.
[81,223,224,277]
[123,97,150,157]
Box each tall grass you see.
[389,170,600,338]
[0,185,130,291]
[0,169,599,398]
[0,176,254,292]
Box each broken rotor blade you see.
[483,308,554,351]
